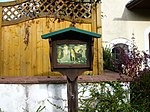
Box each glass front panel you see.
[57,44,87,64]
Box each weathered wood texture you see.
[0,0,103,76]
[97,3,103,75]
[0,6,3,76]
[1,18,94,76]
[91,4,103,75]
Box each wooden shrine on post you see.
[41,27,100,112]
[42,27,100,80]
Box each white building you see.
[102,0,150,54]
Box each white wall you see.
[0,83,130,112]
[0,84,67,112]
[101,0,150,52]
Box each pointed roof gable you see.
[41,27,101,39]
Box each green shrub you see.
[103,47,115,71]
[78,82,136,112]
[131,70,150,112]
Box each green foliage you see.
[36,105,46,112]
[103,47,115,71]
[40,79,150,112]
[35,97,67,112]
[108,40,150,111]
[131,71,150,112]
[47,99,67,112]
[78,82,136,112]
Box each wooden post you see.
[97,3,103,75]
[92,4,98,75]
[0,6,2,75]
[67,77,78,112]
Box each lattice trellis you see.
[2,0,92,22]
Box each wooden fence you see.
[0,0,102,76]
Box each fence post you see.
[92,4,98,75]
[97,3,103,75]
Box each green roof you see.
[41,27,101,39]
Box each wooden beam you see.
[97,3,103,75]
[0,0,27,7]
[2,16,92,26]
[92,4,98,75]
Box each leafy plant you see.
[47,99,67,112]
[110,39,150,111]
[78,38,150,112]
[131,70,150,112]
[103,47,115,71]
[78,82,136,112]
[36,105,46,112]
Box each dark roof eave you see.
[126,0,143,10]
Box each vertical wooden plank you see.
[36,18,43,75]
[42,18,51,76]
[45,18,55,73]
[92,5,98,75]
[60,20,66,29]
[97,3,103,75]
[20,22,27,76]
[87,24,92,32]
[0,6,2,75]
[65,21,71,28]
[3,27,10,76]
[82,24,92,32]
[82,24,90,31]
[8,26,15,76]
[54,19,61,31]
[24,21,32,76]
[1,27,4,76]
[31,19,37,76]
[14,24,21,76]
[75,22,83,29]
[24,20,32,76]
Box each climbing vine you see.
[24,22,30,49]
